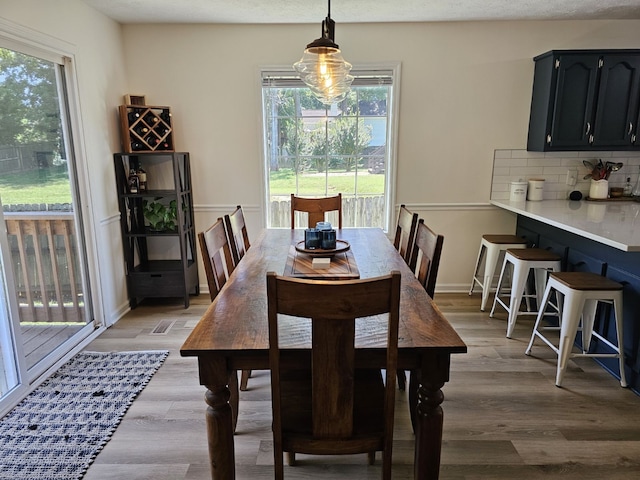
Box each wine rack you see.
[118,105,175,153]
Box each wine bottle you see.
[127,169,139,193]
[137,167,147,192]
[131,141,144,151]
[160,110,172,123]
[145,134,159,146]
[134,125,149,137]
[127,110,140,123]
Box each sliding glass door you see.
[0,40,95,411]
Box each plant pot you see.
[589,179,609,199]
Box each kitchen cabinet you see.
[527,50,640,151]
[114,152,198,308]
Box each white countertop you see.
[490,199,640,252]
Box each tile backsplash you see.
[491,150,640,201]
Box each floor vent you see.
[150,319,176,335]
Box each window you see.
[261,66,398,229]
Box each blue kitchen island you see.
[491,198,640,394]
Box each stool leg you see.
[489,256,509,318]
[533,268,550,313]
[469,244,485,295]
[506,261,529,339]
[526,283,553,355]
[556,293,584,387]
[480,246,501,312]
[613,295,628,388]
[581,299,598,353]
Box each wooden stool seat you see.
[469,234,528,311]
[550,272,623,291]
[490,248,562,338]
[507,248,563,262]
[481,234,529,245]
[525,272,627,387]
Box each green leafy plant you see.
[142,198,177,232]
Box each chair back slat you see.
[312,318,355,437]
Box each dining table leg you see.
[414,352,450,480]
[201,355,236,480]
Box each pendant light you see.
[293,0,354,105]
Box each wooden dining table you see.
[180,228,467,479]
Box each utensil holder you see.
[589,179,609,199]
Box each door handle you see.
[585,122,591,135]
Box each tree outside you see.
[0,47,71,207]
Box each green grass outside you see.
[0,167,72,206]
[0,167,384,206]
[269,168,384,196]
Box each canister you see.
[509,181,528,202]
[527,179,545,201]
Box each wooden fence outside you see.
[4,213,84,323]
[269,195,385,228]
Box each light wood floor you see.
[82,293,640,479]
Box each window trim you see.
[259,62,401,232]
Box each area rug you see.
[0,350,169,480]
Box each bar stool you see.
[525,272,627,388]
[490,248,562,338]
[469,235,527,311]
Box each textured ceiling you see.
[81,0,640,24]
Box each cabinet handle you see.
[633,134,637,143]
[585,122,591,135]
[629,122,634,135]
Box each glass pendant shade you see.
[293,2,353,105]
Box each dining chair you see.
[290,193,343,229]
[267,271,401,480]
[198,218,234,302]
[408,218,445,298]
[197,218,246,426]
[224,205,251,267]
[403,218,445,430]
[198,215,251,391]
[393,204,418,265]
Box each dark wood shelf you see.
[114,152,199,308]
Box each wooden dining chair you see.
[409,218,445,298]
[200,215,252,392]
[404,218,445,431]
[224,205,251,266]
[267,271,401,480]
[198,218,235,302]
[393,204,418,265]
[197,218,248,426]
[290,193,343,229]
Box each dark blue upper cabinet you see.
[527,50,640,152]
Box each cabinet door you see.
[593,55,640,148]
[548,54,600,149]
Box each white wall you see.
[121,20,640,292]
[1,0,128,323]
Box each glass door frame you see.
[0,19,104,415]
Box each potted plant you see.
[142,198,177,232]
